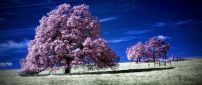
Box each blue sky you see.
[0,0,202,69]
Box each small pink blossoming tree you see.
[145,37,170,65]
[126,36,170,66]
[126,42,145,63]
[19,3,117,75]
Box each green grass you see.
[0,58,202,85]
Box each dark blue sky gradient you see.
[0,0,202,69]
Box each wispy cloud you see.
[0,39,29,50]
[100,17,117,22]
[151,22,168,27]
[104,29,151,44]
[0,1,64,10]
[126,30,151,35]
[103,29,151,36]
[107,36,139,43]
[0,62,12,67]
[175,19,192,25]
[0,39,29,57]
[151,19,193,28]
[157,35,169,40]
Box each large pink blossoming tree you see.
[19,3,117,75]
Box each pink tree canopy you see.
[126,36,170,63]
[126,42,145,61]
[19,3,117,75]
[145,37,170,61]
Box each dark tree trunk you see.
[153,57,155,67]
[65,68,70,74]
[138,57,141,62]
[64,56,73,74]
[153,47,155,67]
[49,69,53,75]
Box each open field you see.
[0,58,202,85]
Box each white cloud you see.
[157,35,169,40]
[0,62,12,67]
[151,19,193,27]
[100,17,117,22]
[104,29,150,43]
[107,36,139,43]
[151,22,167,27]
[107,38,128,43]
[0,39,29,50]
[175,19,192,25]
[126,30,151,35]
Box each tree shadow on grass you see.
[20,67,175,76]
[64,67,175,75]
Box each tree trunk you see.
[153,47,155,67]
[64,56,73,74]
[153,57,155,67]
[65,68,70,74]
[139,57,141,62]
[49,69,53,75]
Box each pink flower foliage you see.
[126,36,170,61]
[145,37,170,59]
[82,38,116,68]
[126,42,145,60]
[19,3,117,75]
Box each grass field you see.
[0,58,202,85]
